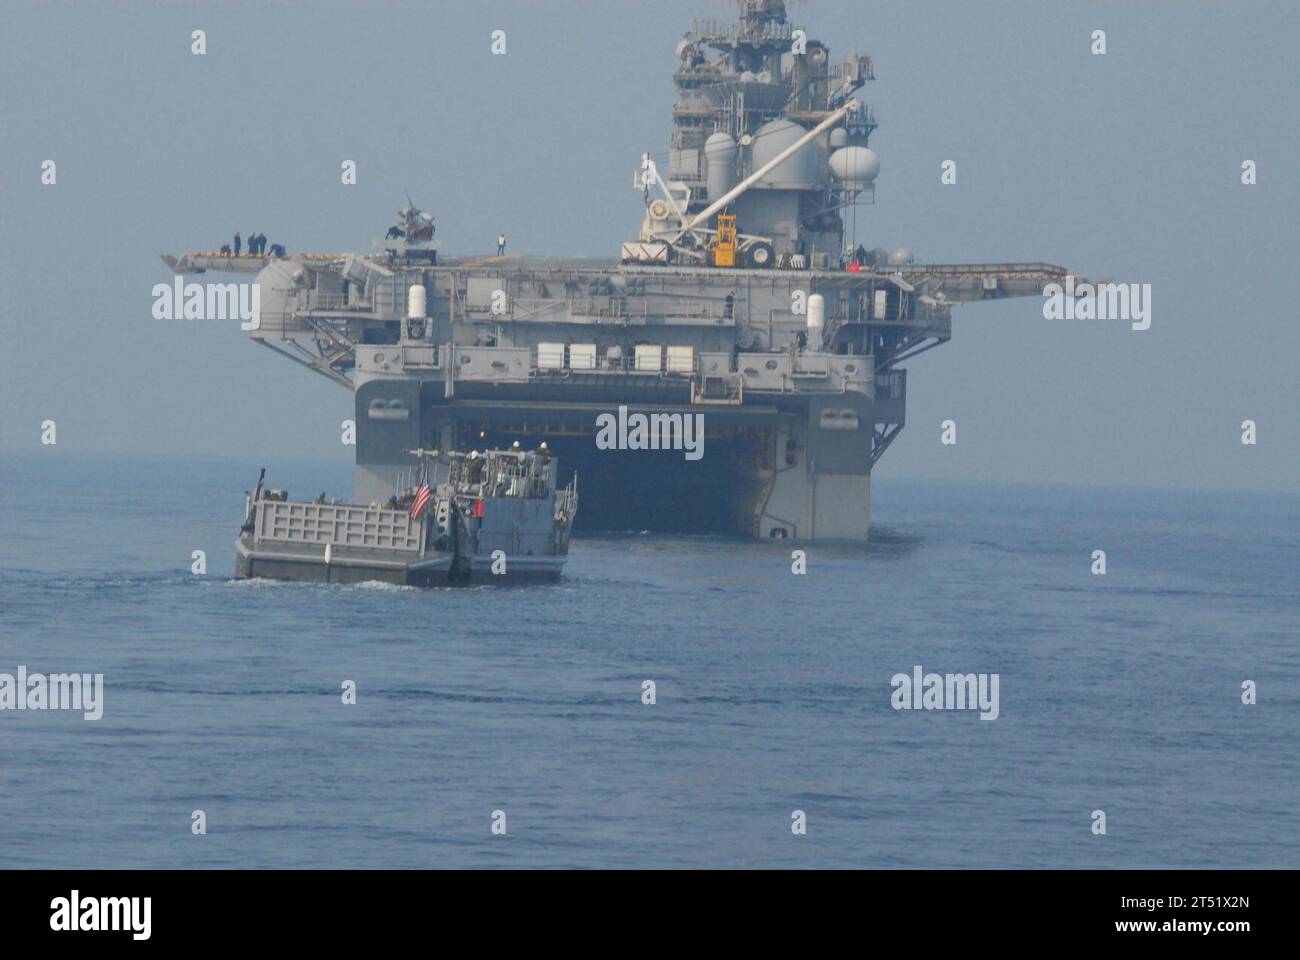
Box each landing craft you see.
[235,449,577,586]
[167,0,1083,542]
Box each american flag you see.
[409,465,431,520]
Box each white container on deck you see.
[537,342,565,371]
[635,344,663,372]
[568,343,597,370]
[807,294,825,334]
[407,284,427,320]
[665,345,695,373]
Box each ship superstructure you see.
[170,0,1072,542]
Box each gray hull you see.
[234,536,564,586]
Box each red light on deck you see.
[473,499,485,518]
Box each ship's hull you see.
[354,373,882,541]
[234,534,566,586]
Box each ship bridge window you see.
[368,399,410,421]
[819,409,860,431]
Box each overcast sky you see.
[1,0,1296,493]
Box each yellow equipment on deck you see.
[709,214,738,268]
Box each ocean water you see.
[0,453,1296,869]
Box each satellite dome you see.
[828,147,880,190]
[828,128,849,149]
[704,131,736,155]
[751,119,818,189]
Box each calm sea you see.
[1,453,1296,868]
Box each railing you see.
[900,262,1068,277]
[447,454,554,501]
[532,354,698,376]
[692,373,743,405]
[874,370,905,401]
[692,18,794,42]
[829,58,874,81]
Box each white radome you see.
[807,293,825,331]
[828,146,880,189]
[407,284,427,320]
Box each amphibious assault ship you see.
[168,0,1073,542]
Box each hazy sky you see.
[2,0,1296,492]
